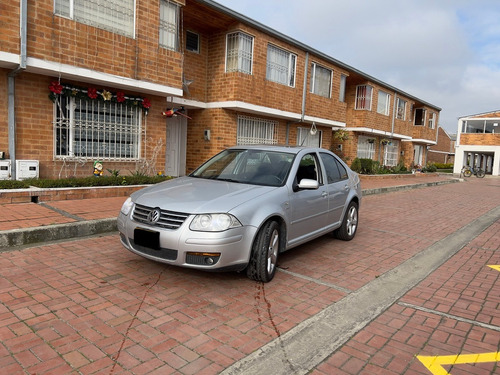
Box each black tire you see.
[334,201,358,241]
[463,169,472,177]
[246,221,280,282]
[476,169,485,178]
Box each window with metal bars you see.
[237,116,277,145]
[226,32,254,74]
[54,0,135,38]
[159,0,180,51]
[384,141,399,166]
[355,85,373,110]
[266,44,296,87]
[53,95,142,160]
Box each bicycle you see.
[461,165,485,178]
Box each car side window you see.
[320,152,347,183]
[296,153,321,183]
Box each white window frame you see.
[413,144,424,166]
[297,127,322,147]
[355,85,373,110]
[339,74,347,102]
[357,136,375,159]
[377,91,390,115]
[414,108,426,126]
[428,112,436,129]
[310,63,332,98]
[237,116,276,145]
[266,44,296,87]
[53,95,142,160]
[396,98,407,120]
[226,31,254,74]
[384,141,399,166]
[54,0,136,38]
[159,0,180,51]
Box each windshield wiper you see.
[216,178,241,183]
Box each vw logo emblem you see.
[147,208,161,224]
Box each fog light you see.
[186,252,221,266]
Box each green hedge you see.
[0,175,172,190]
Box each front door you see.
[165,115,187,177]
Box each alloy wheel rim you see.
[267,229,279,274]
[346,207,358,236]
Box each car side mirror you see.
[297,178,319,190]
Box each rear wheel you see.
[476,169,485,178]
[334,201,358,241]
[246,221,280,282]
[463,168,472,177]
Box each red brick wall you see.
[26,0,183,87]
[0,2,20,54]
[461,133,500,146]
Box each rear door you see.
[319,152,350,228]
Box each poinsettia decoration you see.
[48,81,151,114]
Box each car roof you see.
[227,144,328,155]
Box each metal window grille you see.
[311,63,332,98]
[237,116,277,145]
[159,0,179,50]
[226,32,254,74]
[266,44,296,87]
[384,142,399,166]
[355,85,372,110]
[54,95,141,160]
[357,137,375,159]
[55,0,135,38]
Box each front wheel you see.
[334,201,359,241]
[463,168,472,177]
[476,169,485,178]
[246,221,281,282]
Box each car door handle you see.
[322,191,328,198]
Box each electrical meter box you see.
[0,160,11,180]
[16,160,39,180]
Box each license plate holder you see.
[134,228,160,250]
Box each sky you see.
[214,0,500,134]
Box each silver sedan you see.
[118,145,361,282]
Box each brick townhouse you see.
[453,111,500,176]
[428,126,455,165]
[1,0,441,180]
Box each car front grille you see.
[133,204,190,229]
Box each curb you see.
[0,218,117,250]
[361,178,461,196]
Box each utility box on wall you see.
[16,160,39,180]
[0,160,11,180]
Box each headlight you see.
[190,213,242,232]
[120,197,134,216]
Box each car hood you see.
[131,176,277,213]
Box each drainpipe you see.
[300,52,309,123]
[8,0,28,180]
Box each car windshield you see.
[190,149,294,187]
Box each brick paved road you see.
[0,178,498,374]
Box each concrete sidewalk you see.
[0,174,461,249]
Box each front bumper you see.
[117,212,257,271]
